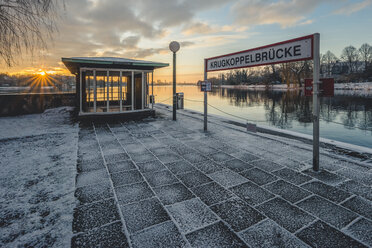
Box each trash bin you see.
[176,92,184,109]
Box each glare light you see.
[169,41,180,53]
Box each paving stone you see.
[186,221,247,247]
[338,160,371,172]
[277,158,309,171]
[169,145,195,155]
[118,137,136,144]
[337,168,372,186]
[337,180,372,201]
[75,182,113,205]
[121,197,170,233]
[249,159,283,172]
[115,182,154,205]
[193,160,224,174]
[240,168,277,186]
[301,181,351,203]
[71,221,129,248]
[297,195,358,229]
[192,182,234,206]
[157,153,183,164]
[208,169,248,188]
[131,152,157,163]
[342,196,372,219]
[77,158,105,173]
[107,160,136,173]
[167,198,218,233]
[296,220,366,248]
[76,169,109,187]
[257,197,315,233]
[104,152,130,164]
[131,221,187,248]
[125,143,147,154]
[303,169,346,186]
[182,152,209,164]
[72,198,120,233]
[177,170,212,188]
[165,160,196,175]
[344,218,372,247]
[223,159,253,172]
[235,152,260,162]
[231,181,274,206]
[150,147,174,156]
[240,219,309,248]
[102,147,124,156]
[209,152,235,163]
[111,170,143,187]
[153,183,195,205]
[272,168,312,185]
[144,170,179,187]
[264,180,311,203]
[194,146,218,155]
[211,198,265,232]
[137,160,167,173]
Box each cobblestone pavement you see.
[71,106,372,248]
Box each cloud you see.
[333,0,372,15]
[231,0,328,28]
[182,22,214,35]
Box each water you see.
[153,85,372,148]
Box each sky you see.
[2,0,372,83]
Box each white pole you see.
[131,71,134,110]
[204,59,208,131]
[152,71,154,109]
[120,71,123,112]
[93,70,97,112]
[79,69,82,113]
[313,33,320,171]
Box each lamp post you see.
[169,41,180,121]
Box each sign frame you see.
[205,34,314,73]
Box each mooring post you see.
[313,33,320,171]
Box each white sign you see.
[206,35,313,72]
[201,81,212,92]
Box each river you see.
[153,85,372,148]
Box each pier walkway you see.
[72,105,372,247]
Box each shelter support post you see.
[93,70,97,112]
[313,33,320,171]
[120,71,123,112]
[131,71,134,110]
[79,69,82,113]
[142,72,145,109]
[107,71,110,112]
[204,59,208,131]
[152,71,154,109]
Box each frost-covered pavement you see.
[71,105,371,247]
[0,107,78,247]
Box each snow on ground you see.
[0,107,78,247]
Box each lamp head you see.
[169,41,180,53]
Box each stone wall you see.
[0,93,76,116]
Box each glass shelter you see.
[62,57,168,117]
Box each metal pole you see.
[142,71,145,109]
[204,59,208,131]
[107,71,109,112]
[173,52,176,121]
[151,71,154,109]
[93,70,97,112]
[79,69,82,113]
[131,71,134,110]
[313,33,320,171]
[119,71,122,112]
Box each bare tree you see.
[0,0,62,67]
[321,50,338,76]
[359,43,372,72]
[341,46,359,73]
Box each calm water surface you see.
[153,85,372,148]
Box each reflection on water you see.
[153,85,372,148]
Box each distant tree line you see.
[210,43,372,86]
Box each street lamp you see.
[169,41,180,121]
